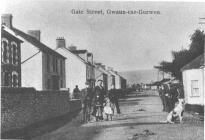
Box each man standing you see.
[158,85,166,111]
[80,82,93,123]
[73,85,80,99]
[109,84,121,114]
[92,80,105,121]
[165,83,173,112]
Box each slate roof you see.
[57,47,94,67]
[181,54,204,71]
[11,27,66,59]
[2,25,23,42]
[94,64,109,75]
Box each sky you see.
[2,1,205,72]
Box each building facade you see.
[181,54,204,106]
[120,76,127,89]
[55,38,95,93]
[2,14,66,90]
[70,48,95,87]
[1,24,23,87]
[94,63,109,91]
[114,71,122,89]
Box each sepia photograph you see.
[1,0,204,139]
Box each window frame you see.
[47,54,50,72]
[191,80,200,97]
[1,38,9,64]
[11,41,18,65]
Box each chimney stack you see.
[27,30,41,41]
[101,65,106,69]
[56,37,66,49]
[1,14,13,28]
[95,63,102,66]
[107,67,114,71]
[68,45,77,51]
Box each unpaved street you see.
[33,91,204,140]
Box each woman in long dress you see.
[92,80,105,121]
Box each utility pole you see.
[162,60,164,80]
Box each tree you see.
[154,29,204,80]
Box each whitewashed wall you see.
[115,75,121,89]
[182,68,204,105]
[56,49,86,93]
[95,68,103,82]
[107,74,113,90]
[21,41,43,90]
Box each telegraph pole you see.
[162,60,164,80]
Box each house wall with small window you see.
[94,67,108,91]
[20,40,65,91]
[182,68,204,105]
[56,48,87,93]
[111,75,115,89]
[42,52,66,90]
[1,30,22,87]
[106,74,113,90]
[115,74,121,89]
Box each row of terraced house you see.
[1,14,127,95]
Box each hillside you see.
[119,69,162,85]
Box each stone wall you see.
[185,104,204,115]
[1,87,81,133]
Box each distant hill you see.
[119,69,161,85]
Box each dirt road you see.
[32,91,204,140]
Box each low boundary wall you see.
[1,87,81,134]
[185,104,204,115]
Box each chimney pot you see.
[95,63,102,66]
[56,37,66,49]
[27,30,41,41]
[68,45,77,51]
[108,67,114,71]
[101,65,106,69]
[1,14,13,28]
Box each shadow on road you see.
[1,110,81,139]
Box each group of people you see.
[77,79,121,123]
[158,83,184,113]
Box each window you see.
[4,72,10,86]
[191,80,199,97]
[56,59,58,73]
[1,38,9,63]
[60,60,63,75]
[11,42,18,65]
[53,57,55,72]
[47,54,50,72]
[61,80,63,88]
[12,71,18,87]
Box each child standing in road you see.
[104,97,114,121]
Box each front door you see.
[52,75,59,90]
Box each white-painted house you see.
[94,63,115,91]
[55,38,95,93]
[115,72,122,89]
[181,54,204,106]
[107,68,121,89]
